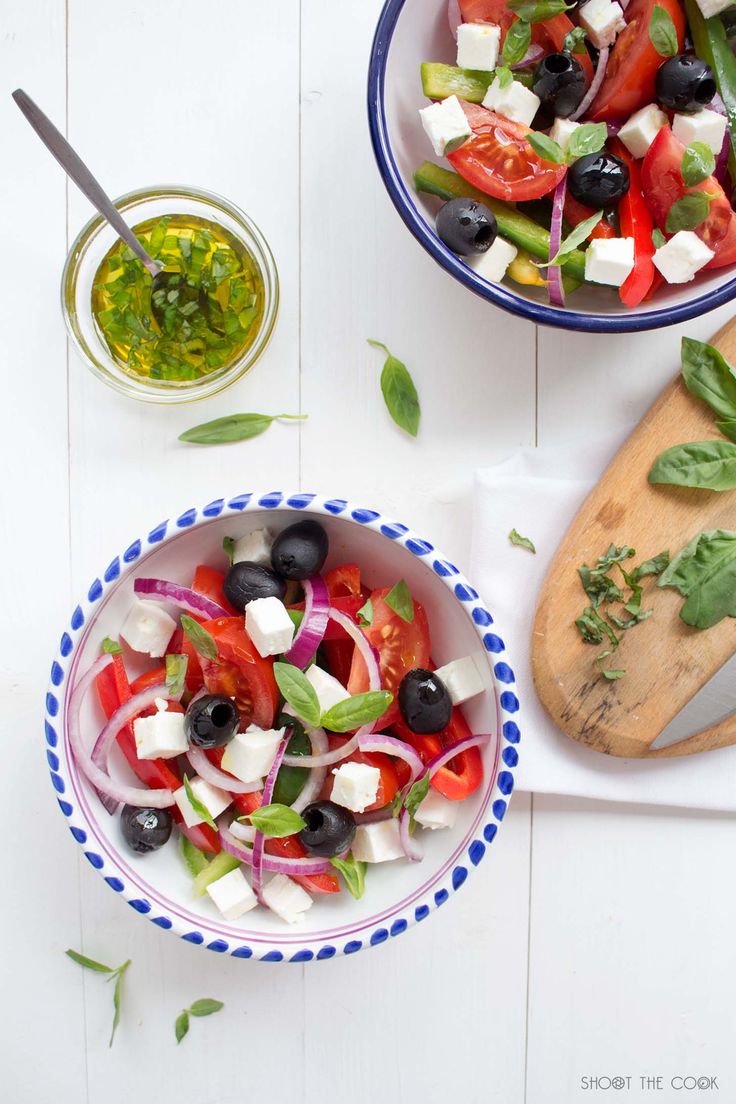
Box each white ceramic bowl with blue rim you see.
[45,492,520,962]
[367,0,736,333]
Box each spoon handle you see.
[12,89,161,278]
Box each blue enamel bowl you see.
[45,492,520,962]
[367,0,736,332]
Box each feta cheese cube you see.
[245,596,294,657]
[694,0,733,18]
[653,229,714,283]
[305,664,350,714]
[673,109,727,155]
[549,117,581,155]
[205,867,257,920]
[482,76,540,128]
[174,776,232,828]
[433,656,485,706]
[466,236,518,283]
[330,762,381,813]
[419,94,472,157]
[578,0,626,49]
[220,725,285,784]
[120,599,176,658]
[133,698,188,760]
[414,789,459,831]
[618,103,668,160]
[262,874,313,924]
[456,22,501,71]
[352,819,405,863]
[584,236,635,286]
[231,528,273,567]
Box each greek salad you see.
[68,520,489,925]
[415,0,736,306]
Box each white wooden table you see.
[3,2,736,1101]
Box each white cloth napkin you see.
[471,432,736,813]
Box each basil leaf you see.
[502,18,531,65]
[183,774,217,830]
[179,834,209,878]
[180,614,218,661]
[494,66,514,88]
[563,25,587,54]
[630,550,670,580]
[357,597,373,627]
[385,579,414,623]
[109,960,130,1048]
[101,637,122,655]
[717,419,736,442]
[575,606,620,649]
[188,998,224,1018]
[369,340,420,437]
[245,803,306,838]
[681,337,736,421]
[222,535,235,565]
[175,1011,190,1044]
[66,949,114,973]
[509,528,536,553]
[665,192,713,233]
[649,3,678,56]
[404,771,431,821]
[548,210,604,264]
[601,668,626,680]
[681,141,716,187]
[273,661,321,728]
[508,0,573,22]
[528,131,566,164]
[179,412,306,445]
[287,608,304,629]
[321,690,393,733]
[165,653,188,698]
[658,529,736,628]
[568,122,608,160]
[330,855,367,900]
[648,440,736,491]
[652,228,667,249]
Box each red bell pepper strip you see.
[610,139,656,307]
[563,194,616,240]
[95,655,220,853]
[232,791,340,895]
[391,708,484,801]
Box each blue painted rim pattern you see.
[45,493,520,962]
[366,0,736,333]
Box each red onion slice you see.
[68,656,176,809]
[282,730,361,769]
[425,732,492,779]
[186,747,264,795]
[547,174,567,308]
[284,575,330,668]
[448,0,461,39]
[289,726,329,814]
[251,728,291,904]
[570,45,609,121]
[90,681,169,814]
[511,44,544,70]
[399,807,423,862]
[328,608,382,691]
[228,819,256,844]
[133,577,229,620]
[354,807,394,825]
[220,825,333,875]
[357,733,424,784]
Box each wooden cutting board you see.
[532,316,736,759]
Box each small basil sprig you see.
[649,4,678,57]
[183,775,217,830]
[509,528,536,553]
[502,18,531,65]
[273,661,321,728]
[528,131,566,165]
[222,535,235,565]
[568,122,608,160]
[658,529,736,628]
[508,0,573,22]
[66,950,131,1047]
[369,340,420,437]
[102,636,122,655]
[681,142,716,187]
[385,579,414,623]
[165,653,188,698]
[321,691,393,733]
[357,597,374,627]
[666,192,715,234]
[179,413,307,446]
[176,999,225,1044]
[330,855,367,900]
[563,25,587,54]
[241,803,306,838]
[404,771,431,825]
[180,614,218,661]
[494,66,514,89]
[548,210,604,265]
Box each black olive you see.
[298,800,356,857]
[435,197,498,255]
[398,668,452,735]
[184,693,240,749]
[223,560,286,611]
[655,54,716,113]
[532,52,586,118]
[120,805,173,854]
[567,152,630,208]
[271,520,329,581]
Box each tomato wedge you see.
[609,138,656,307]
[347,587,431,729]
[589,0,685,121]
[391,709,484,801]
[232,791,339,895]
[564,194,615,240]
[448,102,567,202]
[192,564,238,615]
[197,617,279,729]
[641,125,736,268]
